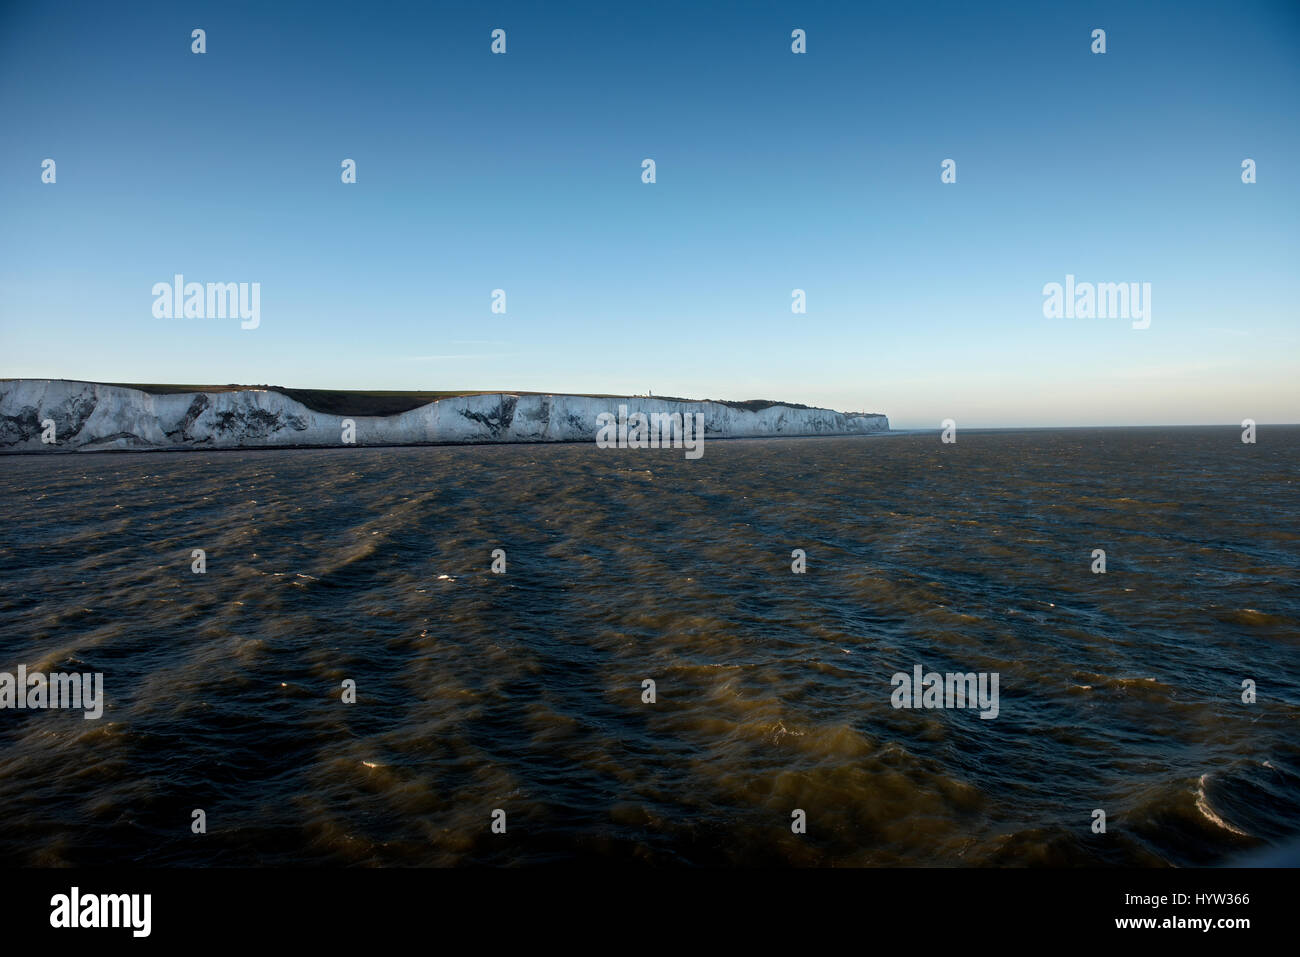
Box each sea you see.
[0,426,1296,866]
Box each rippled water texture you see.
[1,427,1297,866]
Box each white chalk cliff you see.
[0,380,889,453]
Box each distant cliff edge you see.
[0,380,889,453]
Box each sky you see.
[1,0,1297,429]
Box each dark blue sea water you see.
[0,427,1296,865]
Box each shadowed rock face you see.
[0,406,42,445]
[164,395,211,443]
[0,380,889,453]
[460,395,519,438]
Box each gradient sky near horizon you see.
[1,0,1297,429]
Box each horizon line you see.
[0,378,1294,430]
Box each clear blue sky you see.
[1,0,1297,428]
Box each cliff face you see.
[0,380,889,453]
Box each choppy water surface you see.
[0,427,1297,866]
